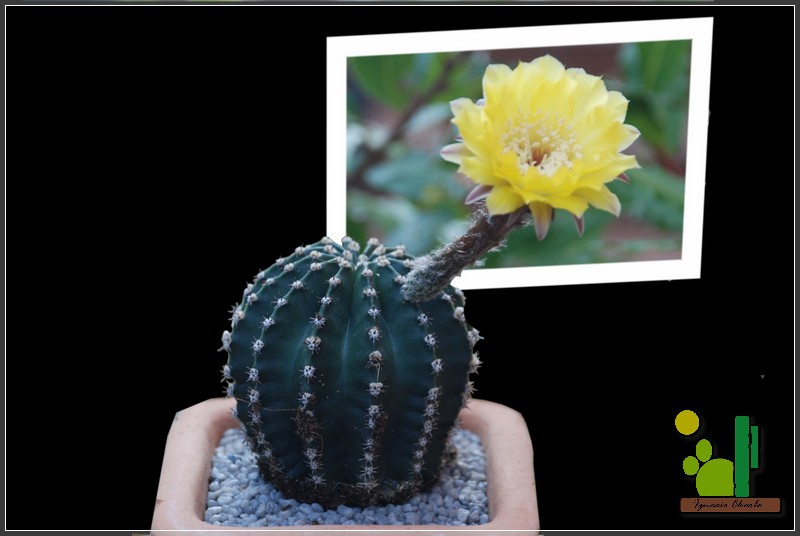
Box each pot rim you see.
[152,397,539,534]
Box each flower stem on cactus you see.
[402,203,529,303]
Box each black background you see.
[7,4,794,531]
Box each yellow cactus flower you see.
[441,55,640,240]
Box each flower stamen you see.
[501,111,582,178]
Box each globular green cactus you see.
[220,236,481,508]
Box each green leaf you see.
[639,41,691,95]
[348,53,452,110]
[364,150,467,204]
[349,55,415,109]
[619,40,691,155]
[616,166,685,232]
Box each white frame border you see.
[327,18,713,290]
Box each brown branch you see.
[348,51,472,193]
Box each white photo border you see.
[327,18,713,290]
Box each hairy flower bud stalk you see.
[402,203,530,302]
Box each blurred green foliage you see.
[618,40,691,156]
[346,42,690,267]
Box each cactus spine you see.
[220,237,481,508]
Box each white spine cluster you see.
[219,330,232,352]
[230,308,245,327]
[305,336,321,353]
[248,408,262,426]
[468,353,482,374]
[309,314,326,328]
[367,326,381,342]
[246,367,260,383]
[361,370,386,489]
[363,287,377,298]
[467,328,482,347]
[304,447,324,486]
[367,350,383,369]
[368,382,384,396]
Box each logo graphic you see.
[675,409,780,513]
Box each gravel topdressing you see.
[205,426,490,527]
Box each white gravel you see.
[205,426,490,527]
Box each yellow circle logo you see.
[675,409,700,435]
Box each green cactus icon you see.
[676,410,761,498]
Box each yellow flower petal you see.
[605,91,631,122]
[575,154,639,190]
[461,155,502,186]
[619,124,641,151]
[575,186,621,217]
[531,55,566,81]
[539,194,589,218]
[485,185,525,215]
[449,97,476,117]
[482,64,514,111]
[444,54,639,235]
[565,68,610,120]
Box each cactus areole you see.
[220,237,481,508]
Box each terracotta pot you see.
[152,397,539,535]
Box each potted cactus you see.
[220,236,484,507]
[153,54,639,532]
[152,235,539,532]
